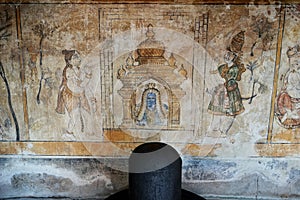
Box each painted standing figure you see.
[208,50,245,116]
[276,45,300,128]
[207,31,246,136]
[56,50,96,137]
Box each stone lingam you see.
[105,142,206,200]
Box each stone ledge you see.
[255,143,300,157]
[0,0,292,4]
[0,141,221,157]
[1,141,300,157]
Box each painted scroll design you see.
[0,62,19,141]
[246,14,275,105]
[32,20,57,104]
[250,14,275,57]
[0,9,19,141]
[0,9,12,43]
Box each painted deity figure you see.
[56,50,96,137]
[135,83,168,127]
[207,49,246,136]
[276,45,300,128]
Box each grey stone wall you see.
[1,157,299,199]
[0,157,127,199]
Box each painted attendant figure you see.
[56,50,96,138]
[207,31,246,136]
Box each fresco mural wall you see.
[0,1,300,199]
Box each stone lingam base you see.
[105,188,206,200]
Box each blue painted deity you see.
[136,83,168,127]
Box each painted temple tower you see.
[116,24,188,132]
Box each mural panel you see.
[20,4,102,141]
[271,5,300,144]
[0,3,299,157]
[1,2,300,200]
[0,5,23,141]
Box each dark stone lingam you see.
[105,142,206,200]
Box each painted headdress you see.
[227,31,246,81]
[287,45,300,58]
[227,30,245,54]
[62,49,76,63]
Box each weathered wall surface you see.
[0,1,300,199]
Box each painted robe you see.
[208,63,245,116]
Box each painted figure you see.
[207,31,246,136]
[56,50,96,136]
[135,83,168,127]
[276,45,300,128]
[208,50,245,116]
